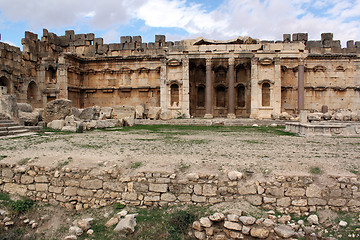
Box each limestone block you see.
[135,105,144,119]
[285,188,306,197]
[103,182,125,192]
[149,183,168,193]
[35,183,48,192]
[147,107,161,120]
[21,175,34,184]
[99,107,113,119]
[239,216,256,225]
[95,120,117,129]
[79,107,96,121]
[48,186,62,194]
[19,111,39,126]
[227,171,243,181]
[308,198,327,206]
[262,218,274,228]
[266,187,284,197]
[178,194,191,202]
[42,99,72,123]
[250,228,270,239]
[307,215,319,225]
[194,184,202,195]
[238,184,257,195]
[224,221,242,231]
[122,192,137,201]
[291,199,307,206]
[348,200,360,207]
[160,193,176,201]
[114,214,137,233]
[160,110,172,120]
[328,199,347,206]
[47,120,65,130]
[242,225,251,235]
[80,179,103,189]
[263,197,276,203]
[274,225,295,238]
[2,168,14,178]
[209,213,225,222]
[199,217,212,228]
[0,94,19,120]
[77,189,93,197]
[186,173,199,181]
[245,195,262,206]
[35,175,49,183]
[227,214,239,222]
[144,195,160,202]
[307,112,323,121]
[69,226,83,236]
[64,187,78,196]
[123,117,135,127]
[192,195,206,203]
[61,126,77,132]
[277,197,291,207]
[3,183,27,196]
[194,230,206,240]
[306,184,322,198]
[112,106,135,119]
[17,103,33,112]
[192,221,203,231]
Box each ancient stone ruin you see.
[0,30,359,123]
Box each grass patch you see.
[310,166,323,174]
[0,155,7,161]
[245,140,260,144]
[178,161,191,172]
[130,161,143,169]
[18,157,31,165]
[57,157,73,169]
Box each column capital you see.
[228,57,235,65]
[298,58,305,65]
[205,57,212,64]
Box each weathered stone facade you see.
[1,30,359,119]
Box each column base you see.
[204,114,213,119]
[227,113,236,119]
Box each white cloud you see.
[102,29,120,44]
[1,0,360,46]
[0,0,148,29]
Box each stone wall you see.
[1,163,359,214]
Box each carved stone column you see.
[227,57,236,119]
[204,57,213,118]
[182,56,190,118]
[298,59,305,112]
[160,58,168,111]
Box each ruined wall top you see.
[17,29,360,59]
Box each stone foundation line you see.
[1,165,359,214]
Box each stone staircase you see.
[0,116,37,138]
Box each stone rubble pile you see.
[307,109,360,122]
[192,211,340,239]
[64,217,94,240]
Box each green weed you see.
[18,157,31,165]
[130,161,143,169]
[310,166,323,174]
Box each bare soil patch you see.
[0,125,359,178]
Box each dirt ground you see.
[0,125,359,177]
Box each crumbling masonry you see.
[0,30,359,119]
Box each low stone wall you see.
[285,122,360,136]
[0,163,360,214]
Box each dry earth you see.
[0,125,359,178]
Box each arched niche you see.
[262,82,271,107]
[27,81,41,107]
[215,85,226,108]
[0,76,11,94]
[236,84,246,107]
[170,84,179,107]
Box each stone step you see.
[0,127,7,131]
[8,129,29,134]
[7,125,24,131]
[0,130,8,136]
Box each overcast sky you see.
[1,0,360,48]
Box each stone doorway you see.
[27,81,42,108]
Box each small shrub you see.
[9,199,34,214]
[179,161,190,172]
[0,155,7,161]
[114,203,125,210]
[167,210,196,239]
[310,167,322,174]
[130,161,143,169]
